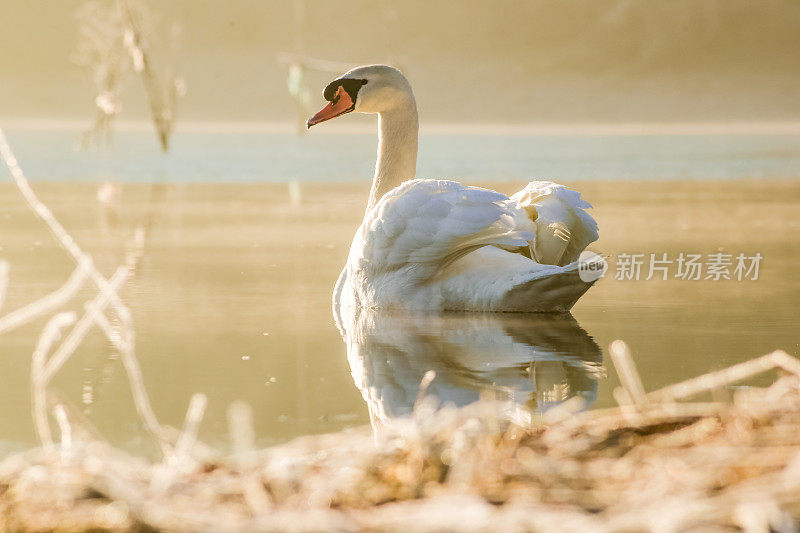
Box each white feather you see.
[508,181,599,266]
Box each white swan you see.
[307,65,600,312]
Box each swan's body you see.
[308,65,599,313]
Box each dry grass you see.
[1,360,800,532]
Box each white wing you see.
[508,181,599,266]
[350,179,534,282]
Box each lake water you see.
[4,128,800,183]
[0,128,798,458]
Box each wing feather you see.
[508,181,599,266]
[354,179,533,279]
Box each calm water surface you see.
[4,128,800,183]
[0,129,798,458]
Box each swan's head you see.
[307,65,413,127]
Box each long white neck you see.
[367,99,419,210]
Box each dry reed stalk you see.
[0,126,172,459]
[53,405,73,457]
[38,267,130,385]
[0,263,89,335]
[119,0,179,151]
[608,339,647,407]
[228,401,273,513]
[648,349,800,402]
[228,401,256,460]
[0,129,131,321]
[31,312,78,448]
[172,393,208,467]
[75,0,184,151]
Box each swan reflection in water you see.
[336,308,604,429]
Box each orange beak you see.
[306,86,355,128]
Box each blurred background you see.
[2,0,800,125]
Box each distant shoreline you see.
[2,119,800,136]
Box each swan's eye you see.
[322,78,368,105]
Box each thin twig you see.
[31,312,78,449]
[648,350,800,402]
[39,267,130,385]
[0,261,90,335]
[609,339,648,407]
[0,128,132,325]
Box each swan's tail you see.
[500,264,596,312]
[509,181,599,267]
